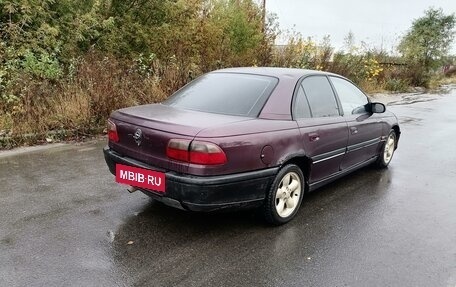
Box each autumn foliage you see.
[0,2,454,148]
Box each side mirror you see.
[370,102,386,113]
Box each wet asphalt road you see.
[1,91,456,287]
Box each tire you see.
[263,164,305,225]
[376,130,397,168]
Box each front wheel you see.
[376,130,397,168]
[263,164,305,225]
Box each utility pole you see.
[262,0,266,33]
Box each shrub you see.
[21,50,62,80]
[0,52,169,145]
[383,78,410,92]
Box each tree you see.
[398,8,455,71]
[343,30,356,54]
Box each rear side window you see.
[293,84,312,119]
[164,73,278,117]
[301,76,340,117]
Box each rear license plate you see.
[115,163,165,192]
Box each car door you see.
[294,75,349,183]
[329,76,383,169]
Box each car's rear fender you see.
[188,122,303,176]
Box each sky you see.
[266,0,456,54]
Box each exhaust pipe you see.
[127,186,138,193]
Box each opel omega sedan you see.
[103,67,400,225]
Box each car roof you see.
[212,67,339,81]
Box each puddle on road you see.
[398,116,423,125]
[388,95,441,106]
[77,147,97,152]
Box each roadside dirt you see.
[370,84,456,106]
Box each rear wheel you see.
[376,130,396,168]
[263,164,304,225]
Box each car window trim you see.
[327,75,371,116]
[291,74,342,120]
[291,83,313,119]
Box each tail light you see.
[167,139,191,162]
[107,119,119,142]
[189,141,227,165]
[166,139,227,165]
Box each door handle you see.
[350,127,358,134]
[309,133,320,142]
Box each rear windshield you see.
[164,73,278,117]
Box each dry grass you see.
[49,90,92,129]
[1,50,453,149]
[0,53,171,148]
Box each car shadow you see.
[112,165,394,237]
[302,165,394,211]
[110,166,393,282]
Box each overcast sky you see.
[266,0,456,54]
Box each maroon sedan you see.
[104,67,400,225]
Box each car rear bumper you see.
[103,147,277,211]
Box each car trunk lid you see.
[108,104,251,173]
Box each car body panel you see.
[341,112,383,169]
[296,117,348,182]
[109,104,254,174]
[190,121,301,176]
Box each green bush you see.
[21,50,62,79]
[383,78,410,92]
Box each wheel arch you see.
[392,125,400,148]
[278,154,312,192]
